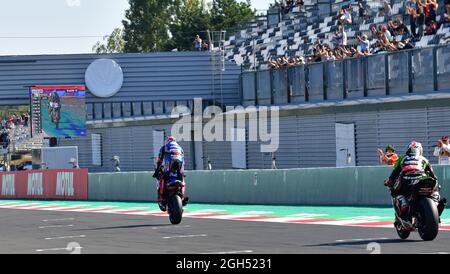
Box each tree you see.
[209,0,255,35]
[92,28,125,54]
[94,0,256,53]
[166,0,210,51]
[122,0,178,52]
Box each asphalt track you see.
[1,206,450,254]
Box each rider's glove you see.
[384,179,393,187]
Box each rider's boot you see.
[182,196,189,206]
[157,190,166,212]
[438,198,447,217]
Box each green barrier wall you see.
[88,172,156,202]
[88,166,450,206]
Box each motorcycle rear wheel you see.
[417,197,439,241]
[168,195,183,225]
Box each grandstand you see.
[224,0,450,70]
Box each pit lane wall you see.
[87,165,450,206]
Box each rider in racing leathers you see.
[384,141,447,220]
[48,92,61,124]
[153,136,188,212]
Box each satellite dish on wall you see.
[85,59,124,98]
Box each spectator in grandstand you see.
[384,1,393,17]
[281,0,294,13]
[434,136,450,165]
[356,35,371,56]
[444,2,450,22]
[382,25,394,42]
[387,19,396,35]
[358,1,368,20]
[407,6,418,37]
[394,19,410,36]
[372,25,397,52]
[332,26,347,47]
[202,41,209,51]
[416,5,426,38]
[405,0,417,9]
[442,36,450,43]
[193,35,203,51]
[427,0,438,24]
[378,145,399,166]
[425,20,440,35]
[337,8,352,26]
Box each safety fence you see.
[241,45,450,106]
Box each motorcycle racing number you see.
[220,259,271,269]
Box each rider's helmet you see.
[406,141,423,157]
[167,136,176,143]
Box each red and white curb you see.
[1,203,449,231]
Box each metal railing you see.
[241,44,450,106]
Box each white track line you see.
[336,237,390,243]
[201,250,254,254]
[43,218,75,222]
[36,247,82,252]
[39,225,74,229]
[45,235,86,240]
[162,234,208,239]
[152,225,191,230]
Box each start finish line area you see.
[1,200,450,254]
[1,200,449,230]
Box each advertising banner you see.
[0,169,88,200]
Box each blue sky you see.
[0,0,271,56]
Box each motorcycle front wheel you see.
[168,195,183,225]
[417,197,439,241]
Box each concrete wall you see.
[87,165,450,206]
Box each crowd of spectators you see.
[268,56,306,69]
[1,113,29,131]
[273,0,304,14]
[267,0,450,69]
[405,0,444,37]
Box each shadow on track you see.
[77,224,172,231]
[305,238,422,247]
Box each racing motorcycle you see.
[48,101,61,129]
[154,166,187,225]
[389,176,444,241]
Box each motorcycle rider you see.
[48,92,61,126]
[153,136,188,212]
[384,141,447,221]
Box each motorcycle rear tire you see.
[168,195,183,225]
[417,197,439,241]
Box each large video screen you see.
[30,86,87,137]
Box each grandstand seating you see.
[224,0,450,70]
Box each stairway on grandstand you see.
[224,0,450,70]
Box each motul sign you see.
[1,174,15,196]
[0,169,87,200]
[56,172,74,196]
[27,173,43,196]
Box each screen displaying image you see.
[30,86,86,137]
